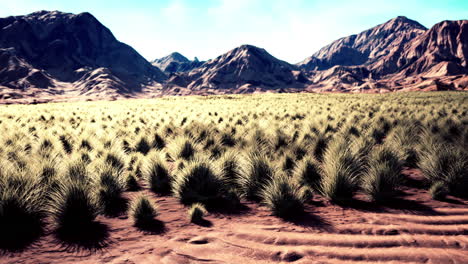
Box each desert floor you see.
[1,169,467,264]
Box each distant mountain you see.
[298,16,427,71]
[1,11,467,103]
[0,10,166,99]
[152,52,204,74]
[299,17,468,92]
[165,45,308,94]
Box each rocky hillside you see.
[165,45,308,93]
[0,10,166,97]
[298,16,427,71]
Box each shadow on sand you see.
[55,221,110,252]
[283,210,333,231]
[0,219,44,254]
[336,196,441,215]
[135,219,167,235]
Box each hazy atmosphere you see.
[2,0,467,62]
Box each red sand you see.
[1,169,467,264]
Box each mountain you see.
[298,16,427,71]
[165,45,308,94]
[0,10,166,99]
[152,52,204,74]
[373,20,468,77]
[1,11,467,103]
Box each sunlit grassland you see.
[0,92,467,250]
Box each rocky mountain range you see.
[163,45,308,95]
[0,11,467,103]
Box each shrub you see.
[126,173,140,191]
[217,151,242,190]
[293,156,322,192]
[97,165,126,216]
[152,133,166,150]
[65,159,90,184]
[0,166,45,250]
[59,134,74,154]
[312,134,329,162]
[361,146,403,202]
[261,174,305,219]
[172,157,225,206]
[188,203,207,224]
[130,195,157,228]
[104,151,126,171]
[238,152,275,201]
[135,136,151,155]
[429,181,448,200]
[49,180,100,233]
[321,138,364,202]
[168,137,196,161]
[418,143,468,198]
[143,152,171,194]
[385,124,420,167]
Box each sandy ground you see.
[1,169,467,264]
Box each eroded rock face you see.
[152,52,205,74]
[179,45,308,91]
[297,17,468,93]
[0,10,166,92]
[298,16,427,71]
[376,20,468,77]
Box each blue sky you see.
[1,0,467,63]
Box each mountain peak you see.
[152,52,204,74]
[169,52,189,62]
[386,15,427,30]
[298,16,427,70]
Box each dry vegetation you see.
[0,92,467,254]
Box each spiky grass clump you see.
[126,173,140,191]
[361,146,403,202]
[293,156,322,192]
[49,180,100,233]
[104,150,126,171]
[129,195,157,228]
[152,132,166,150]
[65,159,91,184]
[384,124,420,166]
[217,151,241,190]
[188,203,207,224]
[261,174,305,219]
[168,136,197,161]
[0,165,45,250]
[321,138,364,203]
[418,143,468,198]
[135,135,151,155]
[96,165,126,216]
[238,152,275,201]
[143,152,171,194]
[172,157,225,206]
[429,181,448,200]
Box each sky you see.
[1,0,467,63]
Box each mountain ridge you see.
[0,11,467,103]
